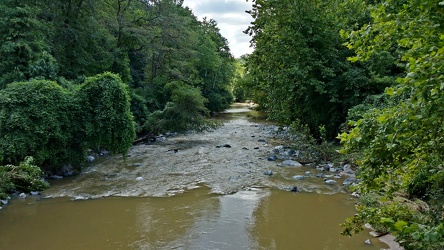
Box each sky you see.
[183,0,254,58]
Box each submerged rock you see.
[216,144,232,148]
[290,186,299,192]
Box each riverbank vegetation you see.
[0,0,234,169]
[236,0,444,249]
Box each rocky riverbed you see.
[39,104,357,200]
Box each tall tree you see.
[246,0,382,139]
[0,0,58,88]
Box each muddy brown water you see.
[0,103,388,249]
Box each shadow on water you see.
[0,103,389,249]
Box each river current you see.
[0,103,388,249]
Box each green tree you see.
[246,0,383,139]
[339,1,444,249]
[79,72,136,155]
[0,79,81,171]
[0,0,58,88]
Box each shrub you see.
[78,72,135,155]
[0,156,49,199]
[0,79,82,171]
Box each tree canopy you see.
[0,0,235,176]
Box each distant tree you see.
[0,0,58,88]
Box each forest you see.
[1,0,443,249]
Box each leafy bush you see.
[145,82,217,133]
[0,73,135,173]
[78,72,136,155]
[0,157,49,199]
[0,79,81,171]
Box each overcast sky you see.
[183,0,254,58]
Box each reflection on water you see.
[0,104,389,249]
[0,187,387,250]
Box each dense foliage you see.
[0,79,80,171]
[244,0,388,139]
[242,0,444,248]
[0,73,134,173]
[0,157,49,200]
[337,0,444,249]
[0,0,235,181]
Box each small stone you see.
[293,175,305,180]
[133,163,142,167]
[264,170,273,176]
[305,171,311,176]
[100,150,109,156]
[30,191,40,196]
[267,155,277,161]
[324,179,336,185]
[19,193,26,199]
[254,147,260,150]
[136,177,144,181]
[86,155,95,162]
[290,186,299,192]
[1,200,8,205]
[258,139,267,143]
[364,239,371,245]
[282,160,302,167]
[216,144,232,148]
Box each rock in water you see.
[264,170,273,176]
[282,160,302,167]
[136,177,144,181]
[267,155,277,161]
[290,186,299,192]
[19,193,26,199]
[324,179,336,185]
[293,175,305,180]
[86,155,95,162]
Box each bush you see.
[78,72,136,155]
[0,156,49,199]
[145,82,217,133]
[0,79,81,171]
[0,73,136,173]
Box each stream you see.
[0,103,389,249]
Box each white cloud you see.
[183,0,254,58]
